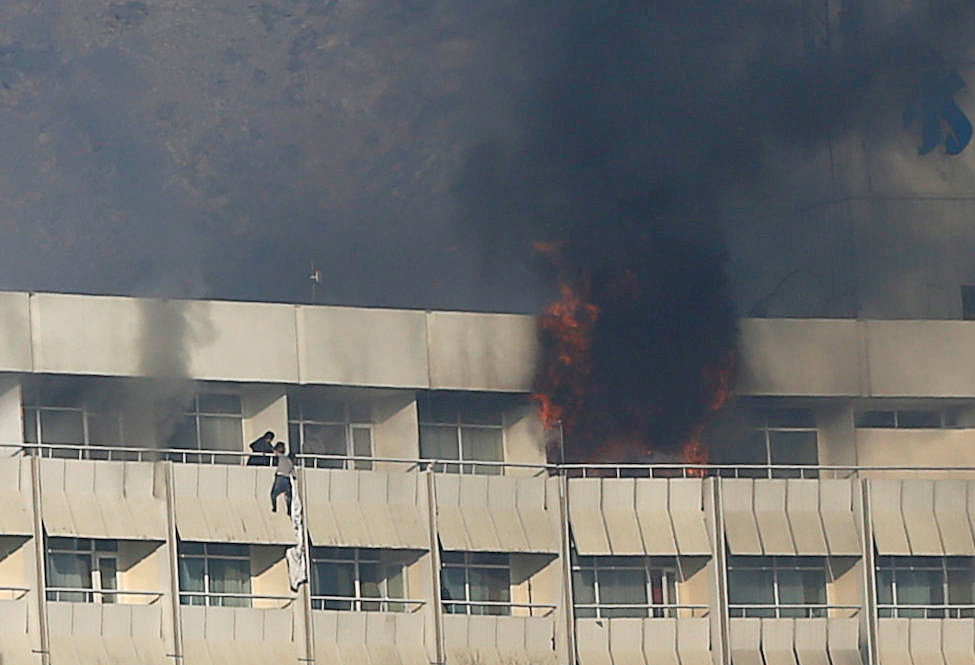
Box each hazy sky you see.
[2,0,974,315]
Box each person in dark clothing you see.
[270,441,295,515]
[247,431,275,466]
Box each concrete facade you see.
[0,291,974,664]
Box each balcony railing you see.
[178,592,296,608]
[10,443,975,481]
[310,595,426,612]
[729,604,861,618]
[442,600,557,617]
[574,603,710,619]
[45,588,164,604]
[878,604,975,618]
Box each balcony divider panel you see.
[761,618,799,665]
[635,480,679,555]
[826,617,863,665]
[432,474,471,551]
[487,475,531,551]
[0,457,36,536]
[933,480,975,555]
[755,481,796,555]
[567,479,612,555]
[909,619,946,665]
[786,480,828,556]
[877,618,913,665]
[642,618,681,665]
[729,618,764,665]
[676,618,715,665]
[609,617,648,665]
[458,474,503,552]
[601,480,645,555]
[575,619,613,665]
[722,480,763,555]
[793,618,830,665]
[0,597,37,665]
[869,480,911,555]
[942,619,975,665]
[818,480,861,556]
[668,480,711,555]
[901,480,944,555]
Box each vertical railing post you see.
[29,454,50,665]
[425,469,445,664]
[859,478,878,665]
[557,471,577,665]
[163,461,184,665]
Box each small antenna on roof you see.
[309,263,322,304]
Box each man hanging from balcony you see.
[270,441,295,516]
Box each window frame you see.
[167,391,244,462]
[45,537,119,603]
[740,408,819,477]
[23,389,124,455]
[440,551,512,616]
[177,542,252,607]
[288,395,374,470]
[419,394,506,475]
[571,554,678,618]
[727,555,829,618]
[876,555,975,618]
[309,546,407,611]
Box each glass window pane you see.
[876,568,894,606]
[179,557,205,592]
[738,430,769,465]
[420,425,459,461]
[857,411,896,428]
[199,416,243,451]
[598,569,647,618]
[23,409,37,444]
[767,408,816,428]
[460,427,503,463]
[352,427,373,471]
[769,431,818,466]
[210,558,251,606]
[418,394,458,424]
[896,569,944,606]
[441,567,467,613]
[949,568,975,605]
[302,424,347,456]
[48,552,92,589]
[98,558,117,603]
[87,413,121,446]
[470,553,508,566]
[897,411,941,428]
[302,399,345,423]
[728,569,775,606]
[207,543,249,557]
[573,569,596,608]
[317,562,355,597]
[180,542,205,556]
[198,394,241,415]
[460,396,504,426]
[39,410,85,444]
[469,566,509,615]
[168,416,198,450]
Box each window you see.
[167,393,243,463]
[46,537,118,603]
[572,555,677,618]
[728,556,827,617]
[962,285,975,320]
[288,392,373,469]
[24,386,123,456]
[178,542,251,607]
[857,409,951,428]
[441,552,510,615]
[419,393,506,474]
[877,556,975,618]
[310,547,407,611]
[734,408,818,477]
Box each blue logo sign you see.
[904,68,973,155]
